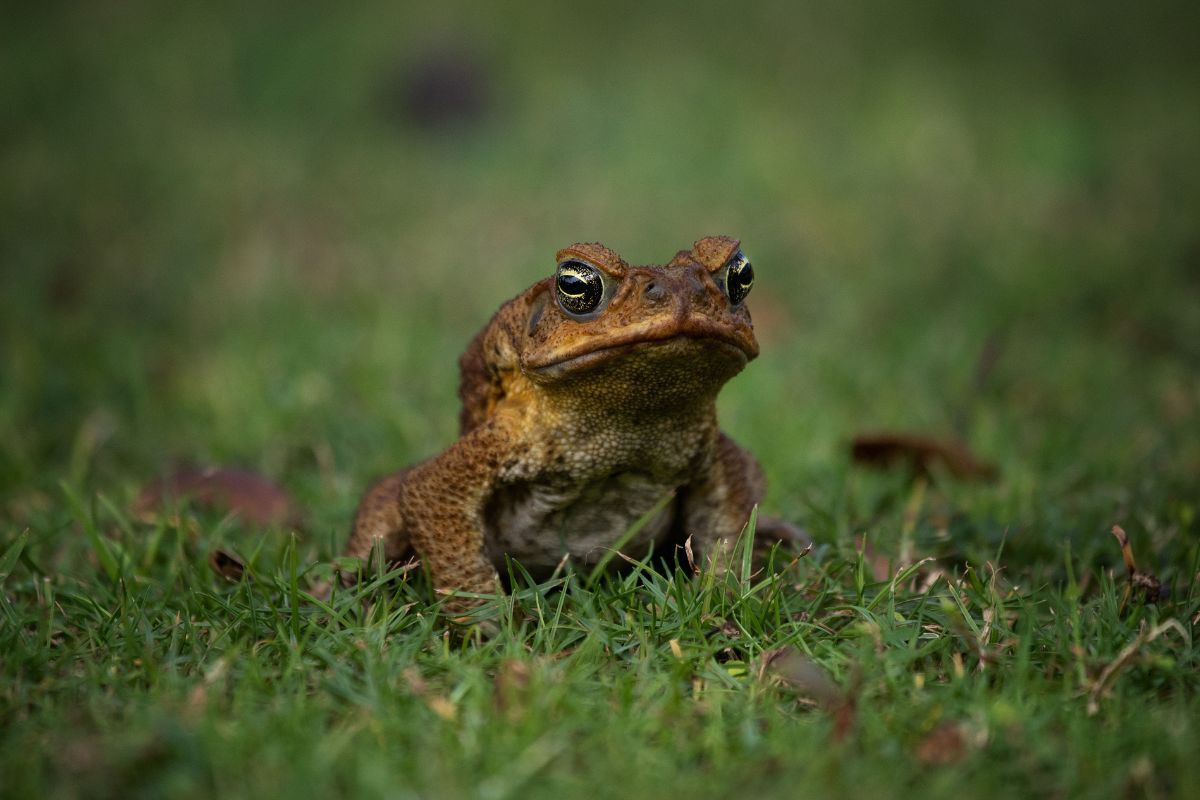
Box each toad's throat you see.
[525,320,755,378]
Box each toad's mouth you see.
[524,322,756,379]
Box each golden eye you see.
[724,250,754,305]
[555,260,604,316]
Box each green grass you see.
[2,2,1199,798]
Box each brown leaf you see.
[831,697,857,744]
[207,548,245,582]
[384,45,490,132]
[753,642,859,743]
[915,722,967,765]
[134,466,300,527]
[494,659,531,722]
[403,666,457,721]
[851,432,998,482]
[855,535,893,582]
[682,534,698,575]
[757,647,842,711]
[402,667,428,695]
[424,695,457,721]
[1111,524,1138,573]
[1111,525,1166,605]
[185,657,228,718]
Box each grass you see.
[2,2,1199,798]
[2,503,1198,799]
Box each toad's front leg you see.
[681,433,809,571]
[348,417,515,617]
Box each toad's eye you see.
[723,250,754,305]
[555,260,605,316]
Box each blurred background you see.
[2,1,1197,562]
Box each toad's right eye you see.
[555,260,605,316]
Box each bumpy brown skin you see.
[342,236,804,616]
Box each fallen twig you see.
[1087,618,1189,715]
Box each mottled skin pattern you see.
[341,236,805,615]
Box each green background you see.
[2,2,1198,798]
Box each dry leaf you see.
[682,535,698,575]
[425,696,457,721]
[383,45,490,132]
[185,657,228,717]
[402,667,428,695]
[135,466,300,527]
[758,647,841,709]
[915,722,967,765]
[494,659,531,722]
[207,548,245,582]
[757,646,858,744]
[855,535,893,582]
[851,433,998,482]
[186,683,207,714]
[1111,525,1165,605]
[402,667,457,721]
[831,699,857,743]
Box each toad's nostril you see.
[644,280,665,302]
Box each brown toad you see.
[340,236,804,612]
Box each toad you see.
[339,236,805,612]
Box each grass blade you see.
[60,481,120,582]
[587,490,675,587]
[0,529,30,586]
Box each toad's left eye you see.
[555,260,606,316]
[723,250,754,305]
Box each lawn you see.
[2,3,1199,798]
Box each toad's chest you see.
[479,410,718,576]
[482,470,688,578]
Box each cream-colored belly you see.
[483,472,681,578]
